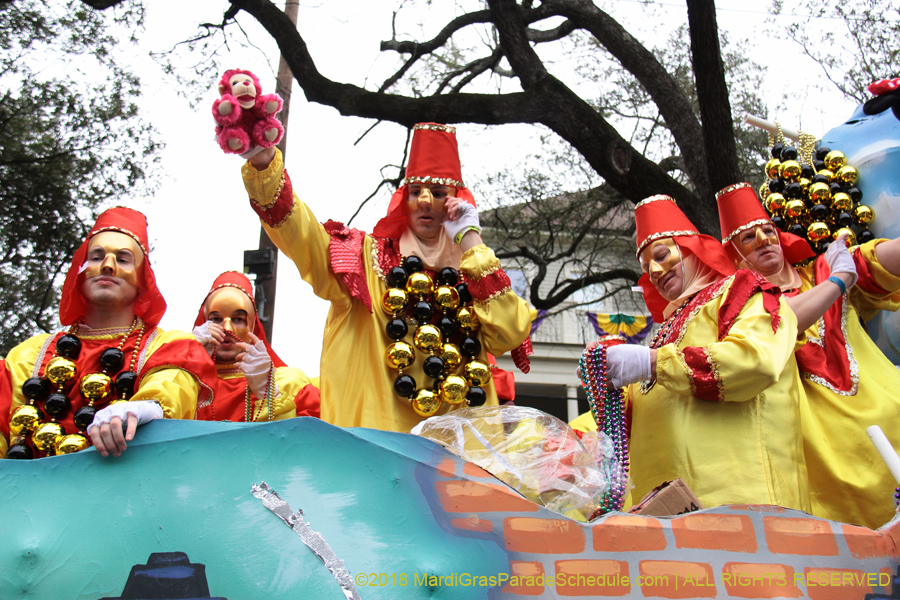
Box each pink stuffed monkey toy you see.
[212,69,284,155]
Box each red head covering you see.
[59,206,166,328]
[635,195,735,322]
[715,182,814,265]
[193,271,286,368]
[373,123,477,239]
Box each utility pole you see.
[243,1,299,342]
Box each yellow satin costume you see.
[2,327,204,457]
[793,240,900,529]
[242,150,531,433]
[575,276,810,512]
[199,365,319,422]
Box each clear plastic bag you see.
[412,405,619,522]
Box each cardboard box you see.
[630,478,704,516]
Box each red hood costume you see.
[59,206,167,328]
[193,271,286,369]
[635,195,736,323]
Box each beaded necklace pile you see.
[211,343,277,423]
[8,318,146,459]
[382,255,491,417]
[578,341,630,517]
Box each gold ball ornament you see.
[439,343,463,370]
[464,360,492,386]
[759,182,771,201]
[765,159,781,179]
[853,205,875,226]
[413,324,443,353]
[79,372,112,401]
[779,160,802,181]
[764,193,786,213]
[833,227,857,246]
[406,272,434,299]
[381,288,408,315]
[411,389,441,417]
[784,199,808,221]
[55,433,90,455]
[836,165,859,186]
[9,404,41,436]
[824,150,847,172]
[439,375,469,405]
[830,192,852,213]
[807,182,832,204]
[798,177,811,195]
[45,356,77,385]
[807,222,831,243]
[456,306,480,332]
[32,421,65,453]
[434,285,460,310]
[385,341,415,370]
[816,169,834,183]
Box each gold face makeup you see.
[205,287,256,343]
[734,224,779,258]
[83,231,145,287]
[640,238,681,279]
[406,183,455,213]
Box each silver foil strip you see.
[251,482,361,600]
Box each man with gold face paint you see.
[718,182,900,529]
[237,123,532,432]
[0,207,218,459]
[574,195,811,512]
[191,272,320,422]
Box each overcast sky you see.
[112,0,861,375]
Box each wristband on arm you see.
[827,275,847,295]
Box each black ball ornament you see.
[99,348,125,373]
[466,386,487,407]
[437,267,459,287]
[55,334,82,360]
[403,255,424,273]
[387,266,408,288]
[393,374,416,398]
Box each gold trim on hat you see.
[715,182,752,200]
[402,175,465,189]
[89,226,150,258]
[634,194,676,210]
[636,229,699,258]
[414,123,456,134]
[722,218,773,244]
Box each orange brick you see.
[638,561,716,598]
[672,513,757,553]
[880,514,900,560]
[879,567,895,595]
[763,517,839,556]
[435,458,456,477]
[504,517,585,554]
[720,562,801,598]
[501,561,545,596]
[801,568,872,600]
[555,559,630,596]
[450,517,492,532]
[436,480,540,513]
[592,514,667,552]
[841,523,894,559]
[463,461,495,479]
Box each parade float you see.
[6,83,900,600]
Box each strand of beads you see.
[244,363,277,422]
[579,341,630,517]
[7,319,145,459]
[382,255,491,417]
[759,127,875,254]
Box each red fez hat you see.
[634,195,735,322]
[193,271,286,368]
[59,206,167,328]
[374,123,476,239]
[715,182,814,265]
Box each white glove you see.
[824,238,858,289]
[240,340,275,399]
[192,322,214,346]
[443,201,482,245]
[606,345,653,389]
[88,400,163,436]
